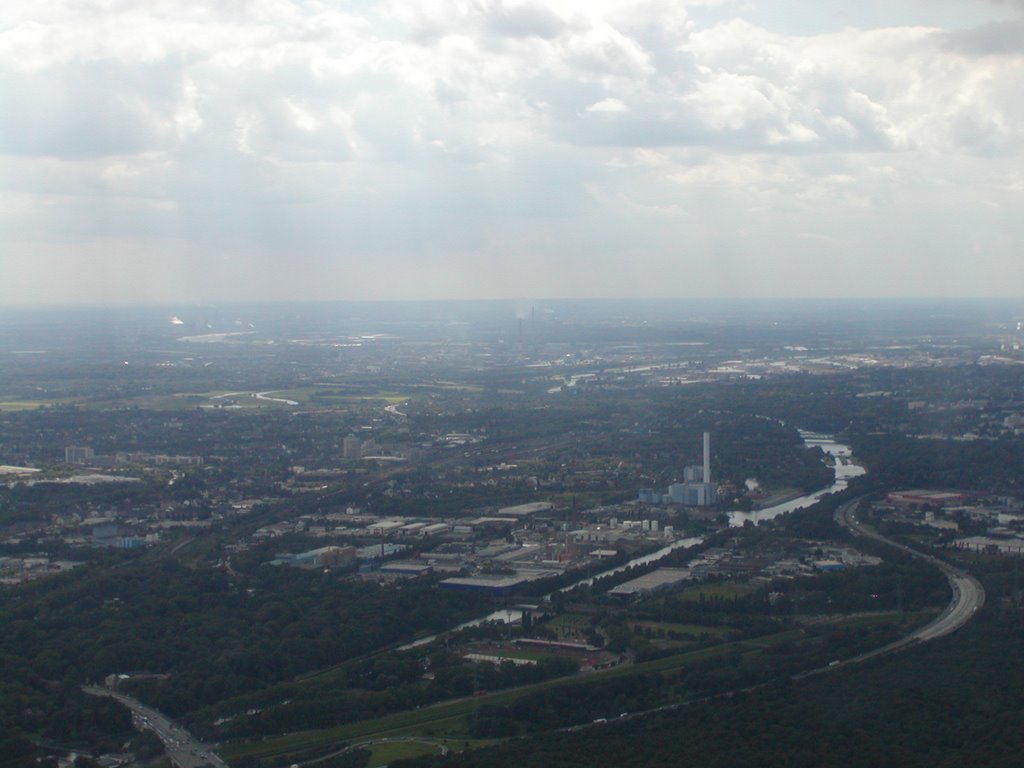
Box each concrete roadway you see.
[84,498,985,762]
[83,686,228,768]
[85,685,453,768]
[832,497,985,663]
[568,498,988,729]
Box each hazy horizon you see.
[3,295,1024,310]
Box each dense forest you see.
[396,603,1024,768]
[0,559,492,742]
[3,355,1022,766]
[851,433,1024,493]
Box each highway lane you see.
[83,686,228,768]
[833,497,985,661]
[583,499,988,726]
[85,497,983,765]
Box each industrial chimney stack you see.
[703,431,711,484]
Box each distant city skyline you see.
[3,1,1024,306]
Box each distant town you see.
[2,299,1024,768]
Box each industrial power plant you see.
[637,431,719,507]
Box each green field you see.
[272,387,408,404]
[409,382,484,393]
[109,387,414,411]
[673,582,759,602]
[217,628,805,764]
[815,609,937,629]
[544,613,593,639]
[366,740,446,765]
[753,488,804,508]
[0,398,74,410]
[630,621,731,638]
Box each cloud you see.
[587,97,629,112]
[2,1,1024,304]
[4,2,1020,161]
[483,2,568,39]
[944,19,1024,55]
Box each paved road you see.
[96,497,983,763]
[559,500,987,732]
[83,686,228,768]
[832,497,985,663]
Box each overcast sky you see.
[2,0,1023,306]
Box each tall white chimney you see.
[703,431,711,484]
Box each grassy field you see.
[544,613,593,639]
[753,488,804,508]
[109,387,416,411]
[629,621,731,638]
[543,490,635,509]
[409,382,484,393]
[366,740,446,766]
[217,628,805,764]
[814,609,937,629]
[270,387,410,404]
[673,582,760,602]
[0,398,75,410]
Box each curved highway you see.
[83,686,227,768]
[91,496,984,764]
[833,497,985,662]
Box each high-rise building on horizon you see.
[343,434,361,459]
[65,446,94,464]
